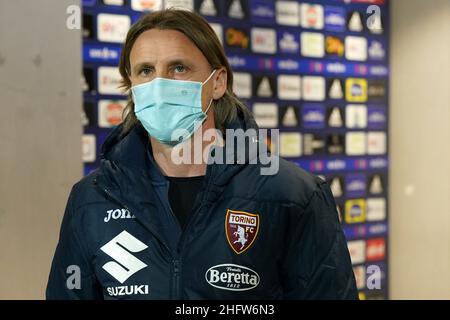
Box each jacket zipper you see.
[158,182,183,300]
[172,259,181,299]
[168,166,216,299]
[160,182,182,300]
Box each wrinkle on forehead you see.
[130,29,209,68]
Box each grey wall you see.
[0,0,82,299]
[390,0,450,299]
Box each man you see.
[47,9,357,299]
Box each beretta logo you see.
[205,264,260,291]
[225,209,259,254]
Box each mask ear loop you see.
[202,69,217,85]
[204,97,214,115]
[202,68,218,116]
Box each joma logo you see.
[104,208,135,222]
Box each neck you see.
[150,114,223,178]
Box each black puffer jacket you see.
[46,110,357,300]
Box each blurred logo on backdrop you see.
[279,132,302,158]
[368,106,387,129]
[367,198,386,222]
[302,104,325,129]
[345,199,366,224]
[347,240,366,265]
[324,6,346,32]
[277,75,301,100]
[303,76,326,101]
[103,0,125,6]
[279,105,300,128]
[164,0,194,11]
[326,36,344,57]
[345,36,367,61]
[252,103,278,128]
[303,134,325,156]
[346,104,368,129]
[347,11,364,32]
[368,80,387,101]
[275,1,299,26]
[368,39,386,60]
[97,13,130,43]
[367,132,387,155]
[98,67,123,95]
[278,31,299,55]
[346,132,366,156]
[251,28,277,54]
[98,100,126,128]
[131,0,163,11]
[300,3,324,29]
[225,27,250,49]
[253,75,276,98]
[82,134,97,163]
[301,32,325,58]
[226,0,248,20]
[233,72,252,98]
[346,174,367,198]
[196,0,220,16]
[327,106,344,128]
[250,0,275,25]
[346,78,368,102]
[366,238,386,261]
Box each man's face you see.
[129,28,219,112]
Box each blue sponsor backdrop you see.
[82,0,389,300]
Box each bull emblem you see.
[233,226,248,250]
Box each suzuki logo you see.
[100,231,148,284]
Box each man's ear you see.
[212,67,227,100]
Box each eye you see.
[174,65,186,73]
[139,67,152,77]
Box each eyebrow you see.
[132,58,195,75]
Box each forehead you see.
[130,29,208,65]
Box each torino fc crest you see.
[225,210,259,254]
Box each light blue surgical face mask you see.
[131,69,217,145]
